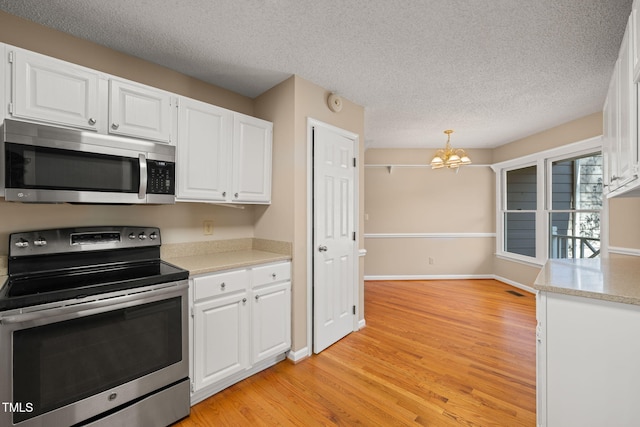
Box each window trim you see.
[492,136,603,265]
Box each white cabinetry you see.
[192,270,250,391]
[190,261,291,404]
[604,13,640,196]
[176,97,272,204]
[0,44,6,122]
[251,262,291,363]
[176,97,233,201]
[109,79,174,143]
[7,47,105,131]
[537,292,640,426]
[232,113,273,203]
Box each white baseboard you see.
[358,319,366,330]
[364,274,537,294]
[287,346,310,364]
[364,274,495,281]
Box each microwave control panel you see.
[147,160,175,194]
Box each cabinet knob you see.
[222,191,227,197]
[272,273,277,279]
[255,295,260,301]
[234,192,239,198]
[88,118,96,125]
[242,298,247,304]
[220,282,226,290]
[111,123,120,130]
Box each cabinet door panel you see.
[109,79,172,142]
[11,49,101,130]
[252,282,291,364]
[177,98,232,201]
[193,293,249,391]
[232,113,272,203]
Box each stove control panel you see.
[9,226,162,257]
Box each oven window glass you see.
[6,143,139,192]
[12,297,182,423]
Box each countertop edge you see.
[165,250,291,276]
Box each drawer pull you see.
[220,282,226,290]
[272,273,277,279]
[255,295,260,301]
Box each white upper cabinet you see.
[232,113,273,203]
[176,97,273,204]
[0,44,5,122]
[176,97,233,202]
[109,79,174,143]
[8,47,104,131]
[633,0,640,82]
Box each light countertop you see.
[165,250,290,276]
[534,258,640,306]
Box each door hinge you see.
[8,102,13,114]
[8,51,14,63]
[190,307,194,318]
[190,380,194,393]
[352,305,356,315]
[352,231,356,241]
[353,157,357,167]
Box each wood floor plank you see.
[174,279,536,426]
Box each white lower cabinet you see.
[190,261,291,404]
[537,291,640,426]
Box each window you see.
[549,153,602,259]
[494,138,603,264]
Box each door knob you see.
[318,245,328,252]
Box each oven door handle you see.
[0,282,188,326]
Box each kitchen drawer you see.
[251,262,291,287]
[193,269,248,301]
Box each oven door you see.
[0,281,189,427]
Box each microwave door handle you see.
[138,154,147,200]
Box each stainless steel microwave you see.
[1,119,176,204]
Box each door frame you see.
[306,118,360,356]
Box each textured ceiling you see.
[0,0,632,149]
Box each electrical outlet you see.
[203,220,214,235]
[429,257,435,265]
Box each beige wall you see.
[254,76,365,352]
[609,197,640,250]
[364,149,495,277]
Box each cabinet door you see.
[603,60,620,193]
[10,48,102,130]
[232,113,273,203]
[193,292,249,391]
[251,282,291,364]
[109,79,173,142]
[617,17,638,188]
[633,0,640,82]
[176,97,233,201]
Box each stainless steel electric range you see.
[0,226,190,427]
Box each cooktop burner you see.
[0,226,188,311]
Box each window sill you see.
[495,253,545,268]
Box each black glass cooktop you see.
[0,260,188,311]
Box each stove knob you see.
[128,233,136,240]
[15,238,29,248]
[138,232,147,240]
[34,237,47,246]
[149,232,158,240]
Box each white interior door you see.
[313,125,356,354]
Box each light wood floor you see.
[175,279,537,426]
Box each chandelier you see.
[430,130,471,169]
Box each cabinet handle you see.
[272,273,277,279]
[234,193,239,198]
[111,123,120,130]
[222,191,227,197]
[220,282,226,290]
[255,295,260,301]
[242,298,247,304]
[88,118,96,125]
